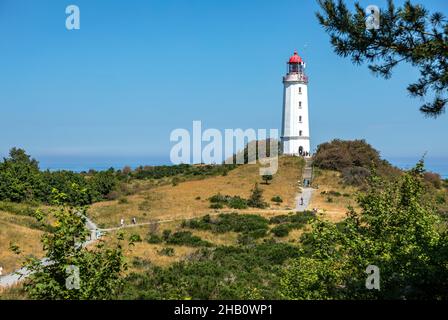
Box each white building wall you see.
[281,77,310,156]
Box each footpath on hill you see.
[296,157,314,211]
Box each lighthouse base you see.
[281,137,310,156]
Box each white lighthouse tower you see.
[281,51,310,156]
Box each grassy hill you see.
[88,156,304,228]
[2,142,447,300]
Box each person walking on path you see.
[120,218,124,227]
[132,217,137,225]
[300,197,304,205]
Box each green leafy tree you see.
[262,174,273,185]
[88,169,118,202]
[317,0,448,117]
[0,148,44,202]
[281,161,448,299]
[19,187,126,299]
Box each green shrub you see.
[120,242,299,300]
[435,194,446,204]
[165,231,212,247]
[271,195,283,204]
[271,224,290,237]
[158,247,175,256]
[146,234,162,244]
[262,174,273,185]
[227,196,248,209]
[129,234,142,242]
[209,193,227,203]
[269,212,316,231]
[184,213,269,239]
[210,203,224,209]
[162,229,172,241]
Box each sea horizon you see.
[34,154,448,179]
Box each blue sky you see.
[0,0,447,170]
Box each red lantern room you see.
[287,51,304,74]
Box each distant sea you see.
[387,157,448,179]
[37,155,171,173]
[36,155,448,179]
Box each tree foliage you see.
[20,187,126,300]
[314,139,401,186]
[281,161,448,299]
[317,0,448,117]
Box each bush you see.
[262,174,273,185]
[208,193,248,209]
[120,242,299,300]
[227,196,248,209]
[210,203,224,209]
[129,234,142,242]
[271,195,283,204]
[271,224,290,237]
[435,194,446,204]
[158,247,175,256]
[314,139,381,171]
[341,166,371,186]
[184,213,269,239]
[146,234,162,244]
[269,211,316,229]
[165,231,212,247]
[423,172,442,189]
[313,139,401,186]
[162,229,172,241]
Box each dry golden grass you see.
[98,207,310,274]
[0,214,44,274]
[0,283,27,300]
[309,169,360,222]
[89,156,303,228]
[0,156,303,280]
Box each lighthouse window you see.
[299,116,302,122]
[299,101,302,108]
[299,130,302,136]
[299,87,302,94]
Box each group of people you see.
[300,151,311,157]
[120,217,137,227]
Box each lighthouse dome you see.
[288,51,303,64]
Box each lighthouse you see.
[281,51,310,156]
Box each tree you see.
[316,0,448,117]
[248,183,268,209]
[0,148,44,202]
[262,174,273,185]
[281,161,448,299]
[19,187,126,299]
